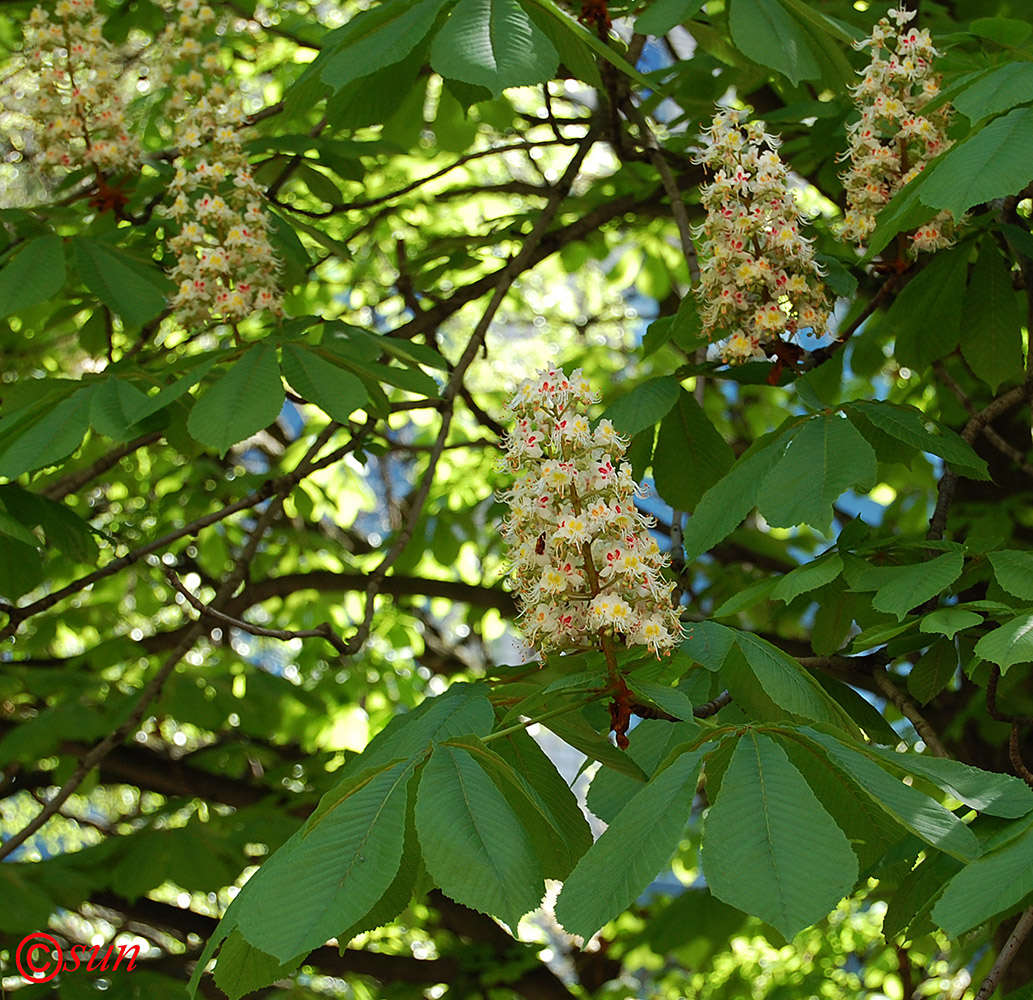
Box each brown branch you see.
[40,431,162,500]
[928,376,1033,540]
[165,568,352,655]
[872,666,950,758]
[0,428,338,860]
[693,690,732,718]
[975,907,1033,1000]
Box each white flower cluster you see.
[19,0,140,173]
[162,0,283,324]
[840,5,954,255]
[500,369,683,657]
[693,107,831,365]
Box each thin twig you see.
[975,907,1033,1000]
[873,666,950,758]
[164,569,351,655]
[0,427,338,861]
[693,690,732,718]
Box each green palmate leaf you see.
[493,729,593,876]
[920,107,1033,218]
[279,344,368,423]
[187,344,286,456]
[653,389,735,512]
[723,637,856,734]
[586,720,702,824]
[601,375,680,436]
[0,485,98,563]
[0,235,66,318]
[805,730,981,862]
[321,0,449,90]
[908,639,960,704]
[932,816,1033,937]
[0,535,43,598]
[771,553,843,604]
[521,0,660,93]
[213,931,303,1000]
[72,237,171,327]
[953,63,1033,123]
[871,551,965,621]
[701,732,857,940]
[989,550,1033,601]
[919,608,983,640]
[728,0,820,85]
[960,241,1024,392]
[626,678,697,721]
[635,0,707,36]
[430,0,559,97]
[756,414,876,534]
[681,424,793,560]
[415,742,544,928]
[90,378,153,441]
[868,747,1033,819]
[974,612,1033,674]
[774,729,904,872]
[883,850,961,939]
[0,388,93,479]
[848,401,989,479]
[545,710,648,780]
[885,247,970,368]
[713,576,778,616]
[556,748,704,939]
[231,758,415,962]
[969,16,1033,46]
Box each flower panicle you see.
[19,0,142,173]
[161,0,284,325]
[500,368,683,658]
[692,106,831,365]
[840,4,956,255]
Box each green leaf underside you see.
[681,428,790,560]
[871,551,965,621]
[601,376,680,437]
[960,242,1024,392]
[867,747,1033,819]
[772,554,843,604]
[416,743,544,928]
[321,0,447,90]
[921,107,1033,218]
[0,389,93,479]
[213,931,302,1000]
[429,0,559,97]
[187,343,286,455]
[849,401,989,479]
[280,343,369,423]
[974,612,1033,674]
[635,0,707,36]
[0,235,66,318]
[73,237,170,327]
[805,729,981,862]
[756,415,876,533]
[989,551,1033,601]
[653,389,735,512]
[555,748,704,939]
[233,760,414,962]
[932,818,1033,937]
[954,63,1033,122]
[728,0,821,85]
[701,732,857,940]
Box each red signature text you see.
[14,932,141,983]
